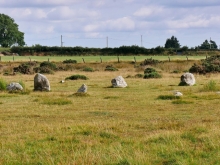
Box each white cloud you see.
[134,6,164,17]
[84,17,135,32]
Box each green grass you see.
[0,55,206,62]
[0,60,220,164]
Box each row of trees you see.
[10,44,218,56]
[165,36,218,49]
[0,13,219,51]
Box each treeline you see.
[10,45,219,56]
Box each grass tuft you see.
[172,100,193,104]
[65,74,89,80]
[71,93,90,97]
[202,80,219,92]
[42,98,72,105]
[0,78,7,91]
[157,95,181,100]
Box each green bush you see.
[144,68,156,74]
[40,61,57,70]
[144,72,162,79]
[65,74,88,80]
[63,59,77,64]
[189,55,220,74]
[105,65,118,71]
[34,66,54,74]
[83,67,94,72]
[0,78,7,91]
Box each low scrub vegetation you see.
[0,78,7,90]
[105,65,118,71]
[143,67,162,79]
[189,55,220,74]
[65,74,89,80]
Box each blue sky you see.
[1,0,220,48]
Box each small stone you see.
[77,84,87,93]
[174,91,183,96]
[6,82,23,91]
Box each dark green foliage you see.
[165,36,181,49]
[140,58,161,66]
[143,67,162,79]
[33,67,54,74]
[144,68,156,74]
[13,62,37,74]
[199,39,217,49]
[83,67,94,72]
[105,65,118,71]
[158,95,181,100]
[33,61,57,74]
[65,74,88,80]
[63,59,77,64]
[0,14,25,47]
[178,81,188,86]
[144,72,162,79]
[40,61,57,70]
[189,55,220,74]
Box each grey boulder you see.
[6,82,23,91]
[34,73,50,91]
[179,73,195,86]
[111,76,127,88]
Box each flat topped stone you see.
[34,73,50,91]
[6,82,23,91]
[111,76,127,88]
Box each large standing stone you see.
[6,82,23,91]
[34,73,50,91]
[111,76,127,88]
[179,72,195,86]
[77,84,87,93]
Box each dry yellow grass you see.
[0,61,220,164]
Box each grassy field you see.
[0,55,206,63]
[1,60,220,164]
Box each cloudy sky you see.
[1,0,220,48]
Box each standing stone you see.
[6,82,23,91]
[77,84,87,93]
[179,73,195,86]
[111,76,127,88]
[34,73,50,91]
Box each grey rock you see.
[6,82,23,91]
[77,84,87,93]
[180,73,195,86]
[34,73,50,91]
[111,76,127,88]
[174,91,183,96]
